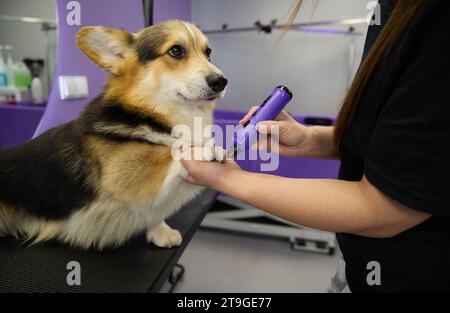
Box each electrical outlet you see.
[59,76,88,100]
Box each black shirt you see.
[337,0,450,292]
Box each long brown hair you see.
[284,0,424,145]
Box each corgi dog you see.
[0,20,228,250]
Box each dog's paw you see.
[213,146,227,163]
[200,145,215,161]
[186,144,228,162]
[198,145,227,162]
[146,222,182,248]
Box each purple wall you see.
[153,0,192,23]
[34,0,144,135]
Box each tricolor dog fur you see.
[0,20,228,250]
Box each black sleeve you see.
[364,1,450,216]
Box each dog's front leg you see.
[146,221,182,248]
[189,144,227,163]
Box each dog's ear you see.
[76,26,135,74]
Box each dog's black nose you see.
[206,74,228,92]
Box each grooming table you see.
[0,189,217,293]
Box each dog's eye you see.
[168,45,185,59]
[205,47,212,60]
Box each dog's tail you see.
[0,204,63,245]
[0,204,21,238]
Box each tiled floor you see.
[175,229,340,293]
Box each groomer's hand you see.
[240,107,312,157]
[181,147,241,189]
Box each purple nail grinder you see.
[230,85,293,158]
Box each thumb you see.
[256,121,280,134]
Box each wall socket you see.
[59,76,89,100]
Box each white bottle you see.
[31,76,44,103]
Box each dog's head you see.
[76,20,227,108]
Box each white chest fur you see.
[147,105,213,226]
[150,160,204,224]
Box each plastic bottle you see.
[31,76,43,103]
[0,46,8,87]
[12,61,31,88]
[4,45,14,87]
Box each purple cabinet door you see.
[0,103,45,147]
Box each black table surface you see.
[0,189,217,293]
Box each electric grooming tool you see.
[230,85,293,158]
